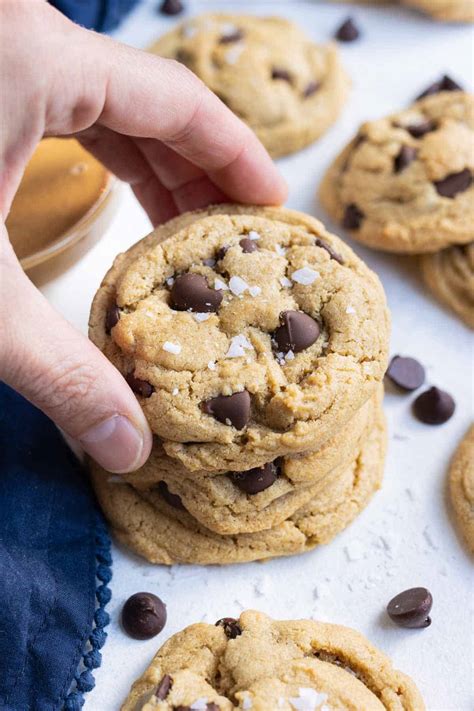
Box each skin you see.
[0,0,287,473]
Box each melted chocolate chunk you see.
[405,120,436,139]
[170,273,223,313]
[314,237,344,264]
[157,481,185,510]
[303,80,320,98]
[126,373,154,398]
[394,145,417,173]
[273,311,320,354]
[230,460,281,494]
[434,169,472,198]
[202,391,251,430]
[105,304,120,334]
[215,617,242,639]
[272,68,292,83]
[239,237,258,253]
[342,204,364,230]
[156,675,173,700]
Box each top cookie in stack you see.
[148,14,349,158]
[89,205,389,472]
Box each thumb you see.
[0,226,152,473]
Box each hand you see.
[0,1,287,473]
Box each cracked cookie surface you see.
[420,242,474,328]
[121,610,424,710]
[90,407,386,565]
[148,13,349,158]
[120,390,380,535]
[89,205,389,473]
[449,424,474,553]
[319,91,474,254]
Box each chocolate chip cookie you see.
[401,0,474,21]
[319,91,474,253]
[90,406,386,565]
[420,242,474,328]
[448,424,474,553]
[148,14,349,158]
[89,205,390,473]
[120,390,380,536]
[121,609,424,710]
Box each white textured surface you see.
[38,2,473,708]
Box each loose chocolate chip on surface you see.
[121,592,167,640]
[272,67,292,82]
[386,355,425,391]
[156,674,173,700]
[126,373,154,398]
[105,304,120,334]
[273,311,320,354]
[159,0,183,15]
[239,238,258,253]
[202,391,251,429]
[434,169,472,198]
[230,460,280,495]
[416,74,463,100]
[405,120,436,139]
[219,28,243,43]
[314,237,344,264]
[335,17,360,42]
[342,203,364,230]
[394,145,417,173]
[157,481,185,510]
[387,587,432,629]
[215,617,242,639]
[170,273,223,313]
[303,80,320,98]
[413,386,455,425]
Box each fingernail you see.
[79,415,146,473]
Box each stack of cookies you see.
[320,87,474,329]
[89,205,390,565]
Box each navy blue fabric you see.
[0,383,106,711]
[50,0,140,32]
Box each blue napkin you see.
[51,0,140,32]
[0,383,112,711]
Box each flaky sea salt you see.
[166,276,175,286]
[248,230,260,241]
[226,44,244,64]
[345,305,356,314]
[162,341,181,355]
[280,276,292,288]
[275,244,287,256]
[226,334,253,358]
[248,285,261,297]
[208,360,216,370]
[190,699,208,711]
[241,694,253,710]
[214,278,229,291]
[289,688,328,711]
[193,312,211,322]
[291,267,320,285]
[171,387,179,396]
[229,275,249,296]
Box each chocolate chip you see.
[394,146,417,173]
[413,386,455,425]
[216,245,229,261]
[387,587,432,629]
[405,120,436,138]
[239,238,258,253]
[219,29,243,43]
[273,311,320,355]
[272,68,292,83]
[335,17,360,42]
[105,304,120,334]
[206,705,220,711]
[314,237,344,264]
[342,203,364,230]
[157,481,185,510]
[175,706,218,711]
[202,391,251,429]
[416,74,463,100]
[159,0,183,15]
[156,674,173,700]
[303,81,320,98]
[434,169,472,198]
[121,592,167,640]
[215,617,242,639]
[126,373,154,398]
[230,460,280,495]
[386,355,425,391]
[170,273,223,313]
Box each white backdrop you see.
[40,2,473,708]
